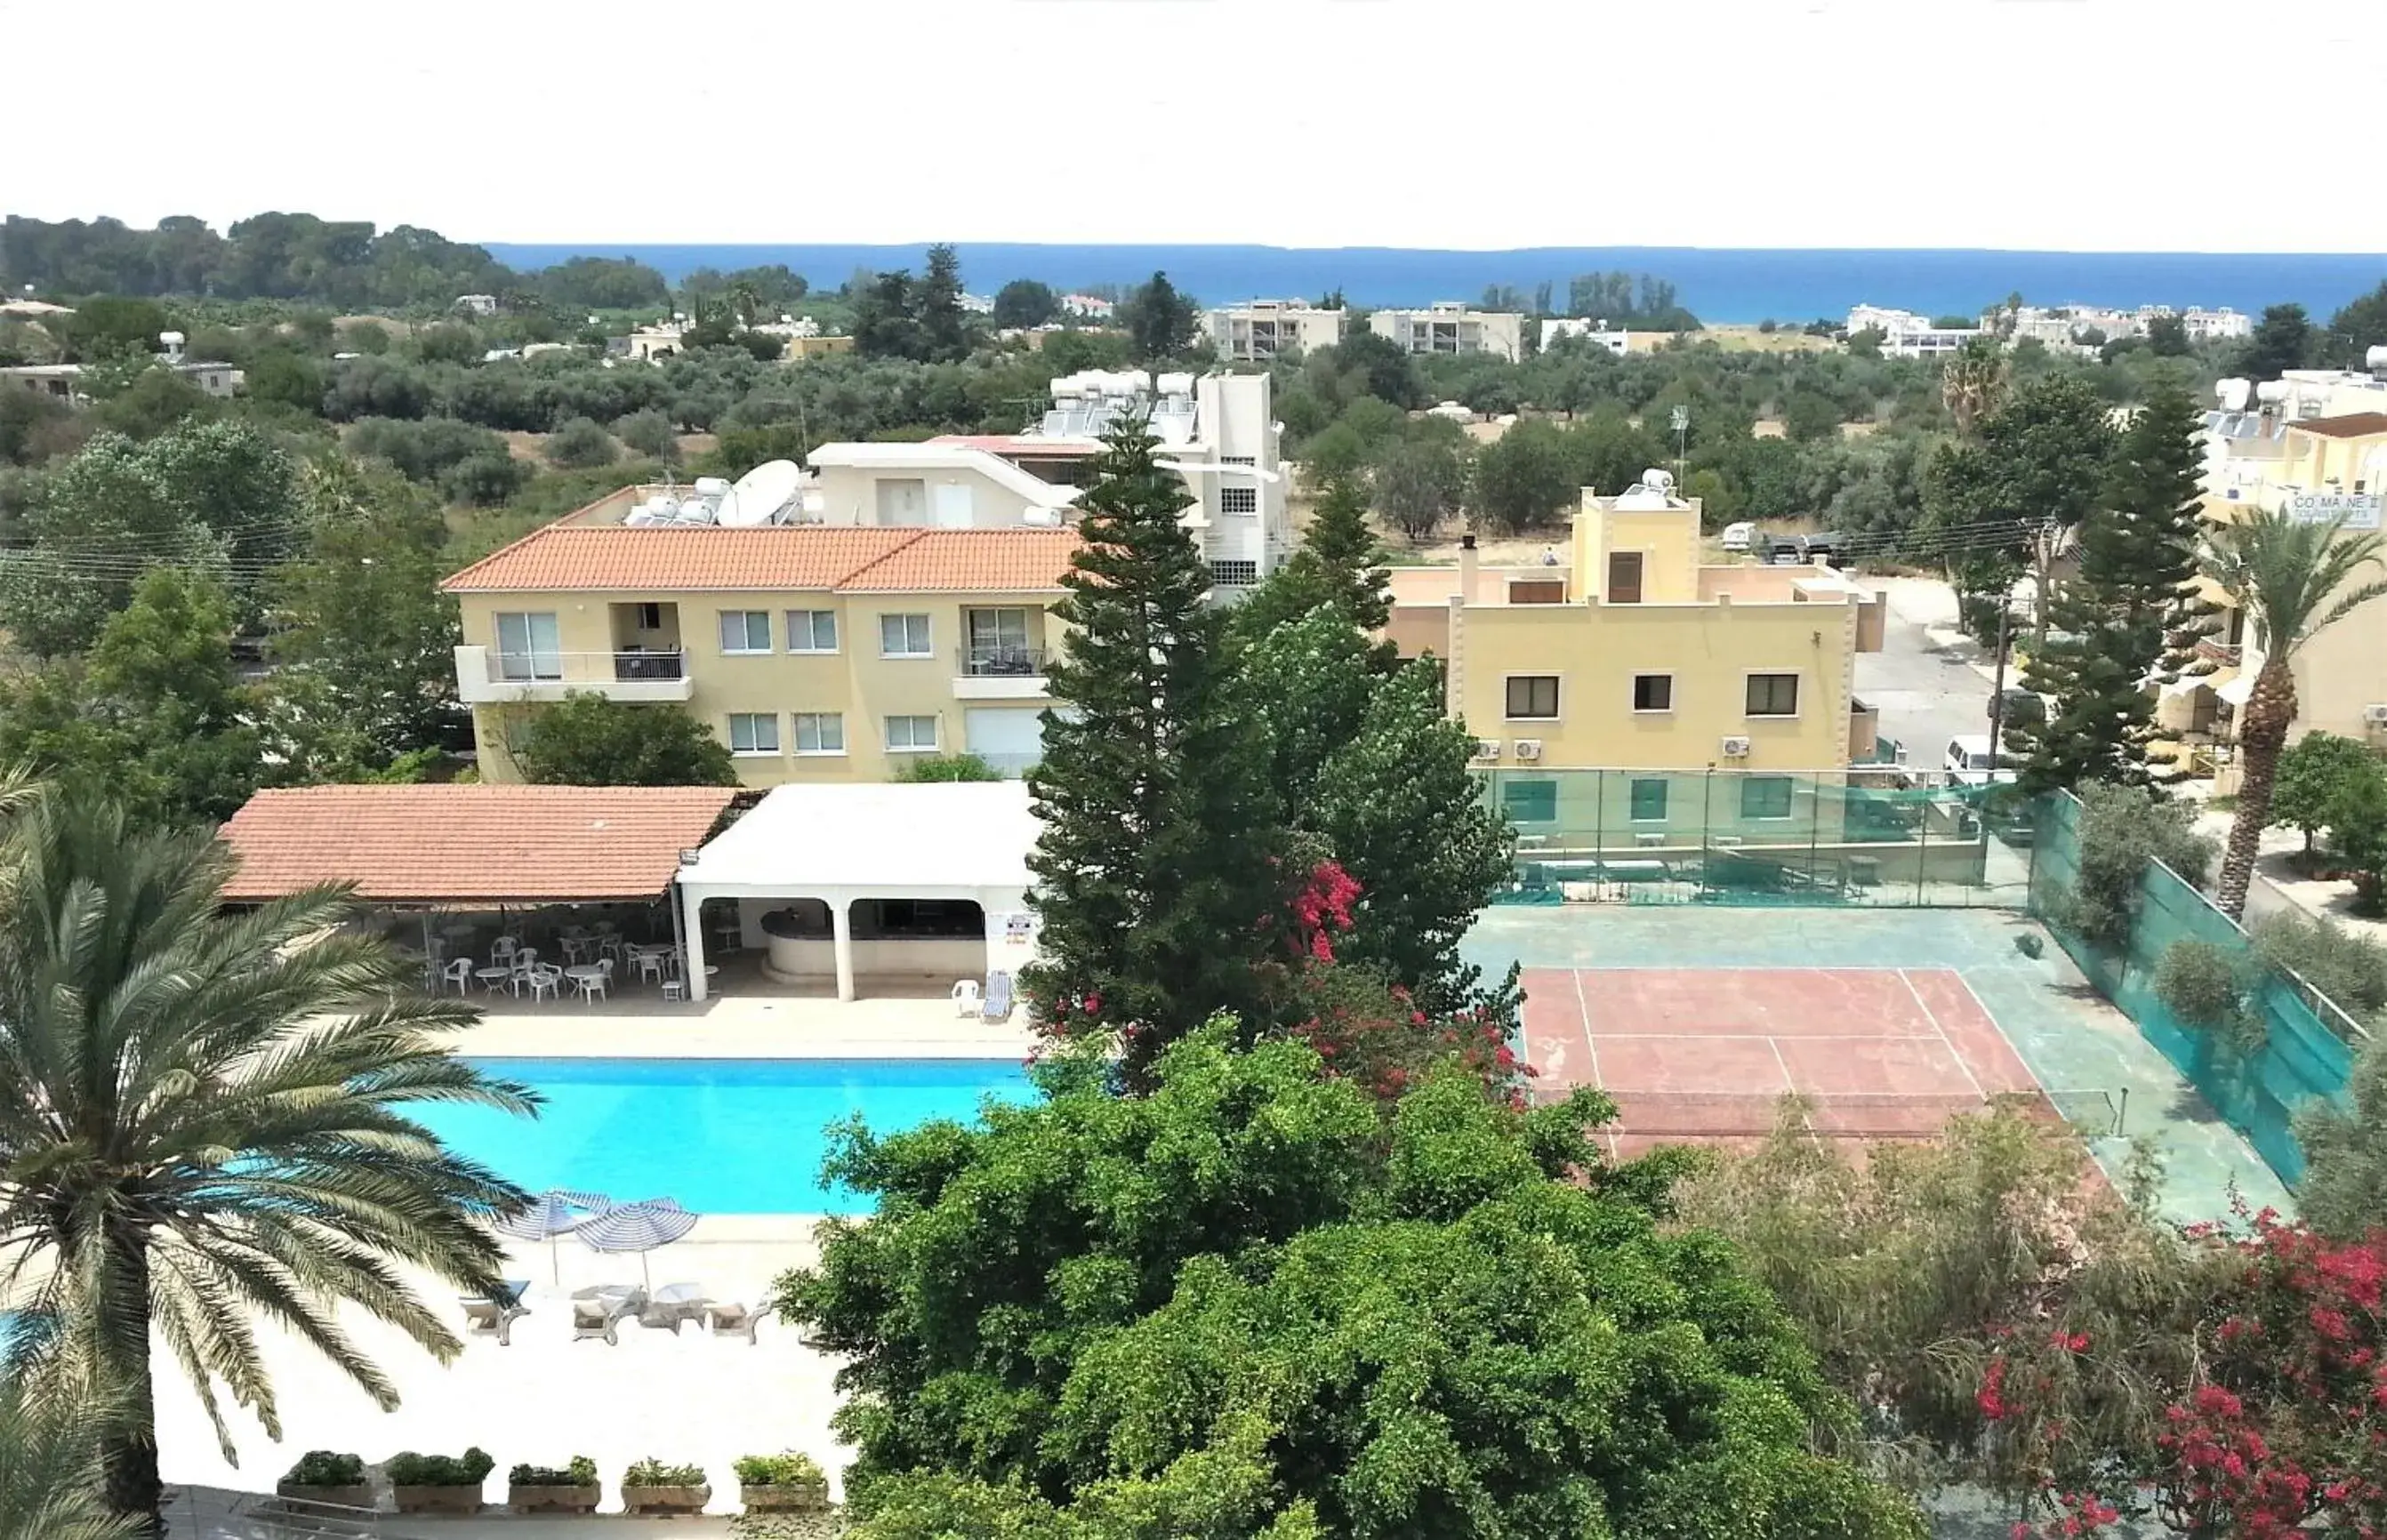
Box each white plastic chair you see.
[575,959,614,1004]
[491,935,518,966]
[527,964,562,1003]
[442,958,474,997]
[634,949,667,984]
[951,979,982,1016]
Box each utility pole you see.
[1984,600,2014,791]
[1669,405,1689,486]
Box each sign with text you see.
[2287,492,2383,529]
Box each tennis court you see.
[1522,965,2114,1157]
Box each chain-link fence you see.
[2027,790,2366,1186]
[1483,766,2037,909]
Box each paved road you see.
[1853,577,1997,767]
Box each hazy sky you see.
[11,0,2385,252]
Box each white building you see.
[958,293,996,316]
[1202,301,1345,362]
[1368,303,1524,363]
[1539,317,1631,356]
[454,294,500,317]
[798,368,1291,596]
[1059,293,1115,320]
[2178,306,2252,341]
[1844,304,1985,357]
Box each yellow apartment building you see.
[1383,485,1886,846]
[2192,407,2387,750]
[441,522,1077,787]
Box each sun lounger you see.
[461,1293,529,1347]
[639,1282,713,1335]
[704,1300,776,1344]
[982,970,1013,1022]
[569,1286,645,1345]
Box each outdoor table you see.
[475,965,518,994]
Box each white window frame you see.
[727,712,781,756]
[719,610,772,655]
[793,712,846,755]
[1631,673,1675,713]
[1504,673,1561,722]
[879,613,934,658]
[1219,485,1259,515]
[785,609,839,654]
[884,714,939,752]
[1744,671,1802,718]
[494,611,562,681]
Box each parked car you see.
[1720,520,1756,553]
[1989,687,2047,733]
[1944,734,2018,788]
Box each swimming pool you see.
[412,1058,1035,1215]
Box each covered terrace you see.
[217,784,742,1000]
[674,782,1041,1003]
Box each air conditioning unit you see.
[1720,735,1753,758]
[2365,704,2387,726]
[1513,739,1544,762]
[1634,831,1667,848]
[1472,738,1504,763]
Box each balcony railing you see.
[453,645,693,704]
[2194,638,2243,668]
[956,646,1048,678]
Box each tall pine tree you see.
[2013,387,2217,791]
[1024,418,1282,1079]
[1226,470,1392,655]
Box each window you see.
[1632,674,1674,712]
[793,712,845,754]
[1505,675,1559,720]
[1745,672,1800,717]
[494,611,561,681]
[1501,779,1558,824]
[1629,778,1668,822]
[880,614,933,657]
[967,607,1030,653]
[1210,559,1259,587]
[884,715,939,751]
[1222,454,1258,467]
[727,713,780,755]
[718,610,771,654]
[1740,776,1795,820]
[631,602,663,630]
[785,610,838,653]
[1219,485,1259,515]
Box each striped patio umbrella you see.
[494,1189,614,1283]
[575,1199,700,1288]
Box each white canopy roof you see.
[677,782,1038,899]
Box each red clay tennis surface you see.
[1520,967,2053,1157]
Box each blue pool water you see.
[412,1058,1034,1215]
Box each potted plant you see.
[735,1451,830,1513]
[386,1448,494,1515]
[621,1456,711,1515]
[277,1450,372,1511]
[508,1456,599,1515]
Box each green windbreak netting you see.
[1483,767,2037,908]
[2028,791,2364,1187]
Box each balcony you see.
[952,646,1050,701]
[451,645,695,705]
[2195,638,2243,668]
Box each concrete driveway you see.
[1854,576,1997,766]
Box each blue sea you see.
[485,243,2387,324]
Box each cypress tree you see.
[2014,387,2217,791]
[1024,418,1282,1079]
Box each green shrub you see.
[508,1456,598,1487]
[733,1452,826,1490]
[893,752,1003,783]
[623,1458,706,1487]
[2153,939,2262,1052]
[386,1448,494,1487]
[282,1451,366,1488]
[2060,783,2214,947]
[2247,910,2387,1024]
[545,414,619,469]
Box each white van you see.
[1721,521,1755,552]
[1944,734,2016,787]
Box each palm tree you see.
[0,790,534,1533]
[0,1354,139,1540]
[1939,337,2011,438]
[2203,509,2387,918]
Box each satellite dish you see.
[2217,378,2252,412]
[723,460,802,526]
[711,489,743,526]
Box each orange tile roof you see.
[838,529,1081,591]
[441,527,919,593]
[2290,411,2387,440]
[441,525,1080,594]
[218,785,739,904]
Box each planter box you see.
[510,1483,600,1515]
[623,1482,711,1516]
[275,1482,374,1511]
[743,1485,830,1514]
[392,1485,485,1516]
